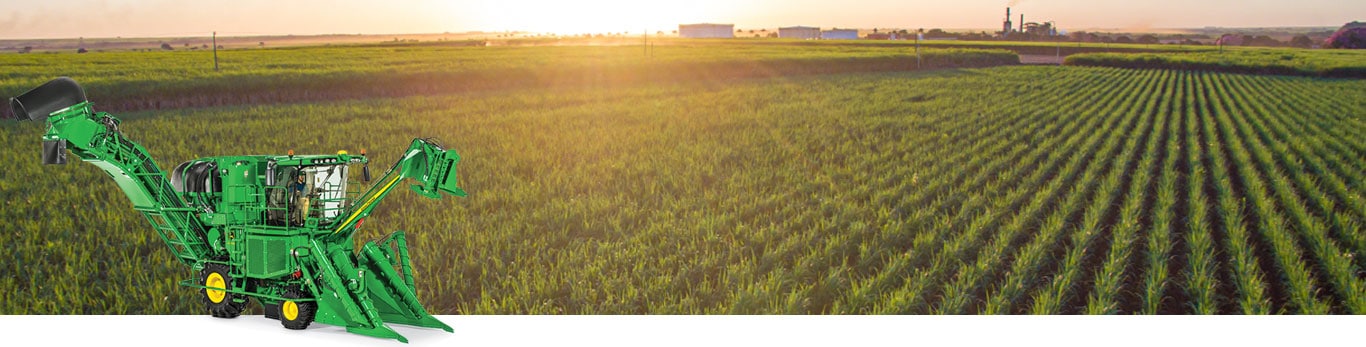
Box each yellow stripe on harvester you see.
[333,174,402,234]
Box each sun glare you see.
[468,0,735,35]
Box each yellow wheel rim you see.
[205,272,226,304]
[282,300,299,321]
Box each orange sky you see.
[0,0,1359,39]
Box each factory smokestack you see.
[1004,7,1013,36]
[1020,14,1025,33]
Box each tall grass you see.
[2,51,1363,314]
[1064,49,1366,78]
[0,43,1016,119]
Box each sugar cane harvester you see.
[12,77,467,343]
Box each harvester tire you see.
[200,263,247,318]
[279,287,316,330]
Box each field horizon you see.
[1,23,1346,53]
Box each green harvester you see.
[12,77,466,343]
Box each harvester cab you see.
[12,77,465,343]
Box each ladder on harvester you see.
[97,125,214,264]
[140,208,208,263]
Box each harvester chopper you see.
[12,77,466,343]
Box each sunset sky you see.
[0,0,1359,39]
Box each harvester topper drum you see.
[13,77,467,343]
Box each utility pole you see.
[916,28,924,69]
[212,31,219,72]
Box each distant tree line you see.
[1325,23,1366,49]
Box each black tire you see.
[279,287,317,330]
[200,263,247,318]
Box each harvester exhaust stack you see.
[17,77,465,343]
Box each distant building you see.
[821,29,858,40]
[779,26,820,39]
[865,32,902,40]
[1022,22,1057,37]
[679,24,734,38]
